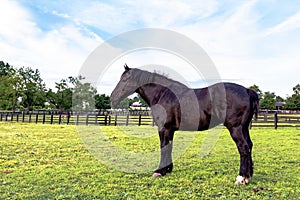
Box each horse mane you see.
[131,68,189,90]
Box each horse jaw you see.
[110,90,123,107]
[110,98,120,107]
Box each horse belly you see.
[179,112,211,131]
[197,114,222,131]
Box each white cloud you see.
[0,1,39,41]
[134,0,218,27]
[66,0,219,33]
[264,10,300,36]
[0,0,102,89]
[0,0,299,97]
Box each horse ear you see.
[124,63,130,71]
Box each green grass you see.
[0,123,299,199]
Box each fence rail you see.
[0,111,299,129]
[0,112,154,126]
[251,113,300,129]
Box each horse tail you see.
[248,89,259,120]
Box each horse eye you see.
[121,76,128,82]
[121,73,130,81]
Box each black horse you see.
[110,64,259,185]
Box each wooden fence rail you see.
[251,113,300,129]
[0,112,299,129]
[0,112,154,126]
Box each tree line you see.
[0,61,146,111]
[249,84,300,110]
[0,61,299,111]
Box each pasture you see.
[0,123,299,199]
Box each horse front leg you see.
[153,127,174,177]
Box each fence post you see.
[43,113,46,124]
[114,114,117,126]
[67,114,70,125]
[36,114,39,123]
[95,115,98,125]
[126,114,129,126]
[29,114,32,123]
[0,114,2,121]
[11,113,14,122]
[274,112,278,129]
[22,112,25,122]
[50,114,54,124]
[138,114,142,126]
[104,114,108,125]
[76,115,79,125]
[108,116,111,125]
[264,114,267,122]
[16,114,19,122]
[86,115,89,125]
[58,114,62,124]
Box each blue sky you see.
[0,0,299,97]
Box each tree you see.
[18,67,46,110]
[292,84,300,95]
[72,76,97,110]
[0,62,19,110]
[249,85,285,110]
[45,89,57,109]
[260,91,276,110]
[0,61,15,76]
[55,78,72,111]
[117,98,131,109]
[0,76,16,110]
[285,84,300,110]
[95,94,111,109]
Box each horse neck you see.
[136,83,167,106]
[133,69,189,106]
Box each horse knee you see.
[236,142,251,157]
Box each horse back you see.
[152,82,258,131]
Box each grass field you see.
[0,123,299,199]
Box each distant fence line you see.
[0,109,151,116]
[0,110,300,129]
[0,111,153,126]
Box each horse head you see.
[110,64,139,107]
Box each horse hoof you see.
[235,175,249,185]
[244,177,250,184]
[235,180,244,185]
[152,173,162,178]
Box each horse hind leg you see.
[242,124,254,177]
[229,126,252,185]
